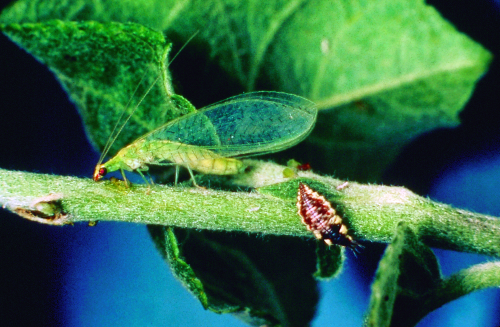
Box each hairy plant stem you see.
[1,161,499,257]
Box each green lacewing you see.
[93,91,318,186]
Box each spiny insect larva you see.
[297,182,361,252]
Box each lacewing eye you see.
[99,167,107,177]
[296,182,361,252]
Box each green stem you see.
[1,160,499,257]
[409,262,500,326]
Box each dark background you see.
[1,0,500,326]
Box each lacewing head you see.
[93,166,107,182]
[297,182,361,252]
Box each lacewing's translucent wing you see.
[141,91,318,157]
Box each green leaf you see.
[148,226,319,327]
[314,241,344,280]
[0,0,492,181]
[365,222,441,327]
[0,20,193,155]
[0,0,176,30]
[254,0,493,181]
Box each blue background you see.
[1,1,500,326]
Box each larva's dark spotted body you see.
[297,182,361,252]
